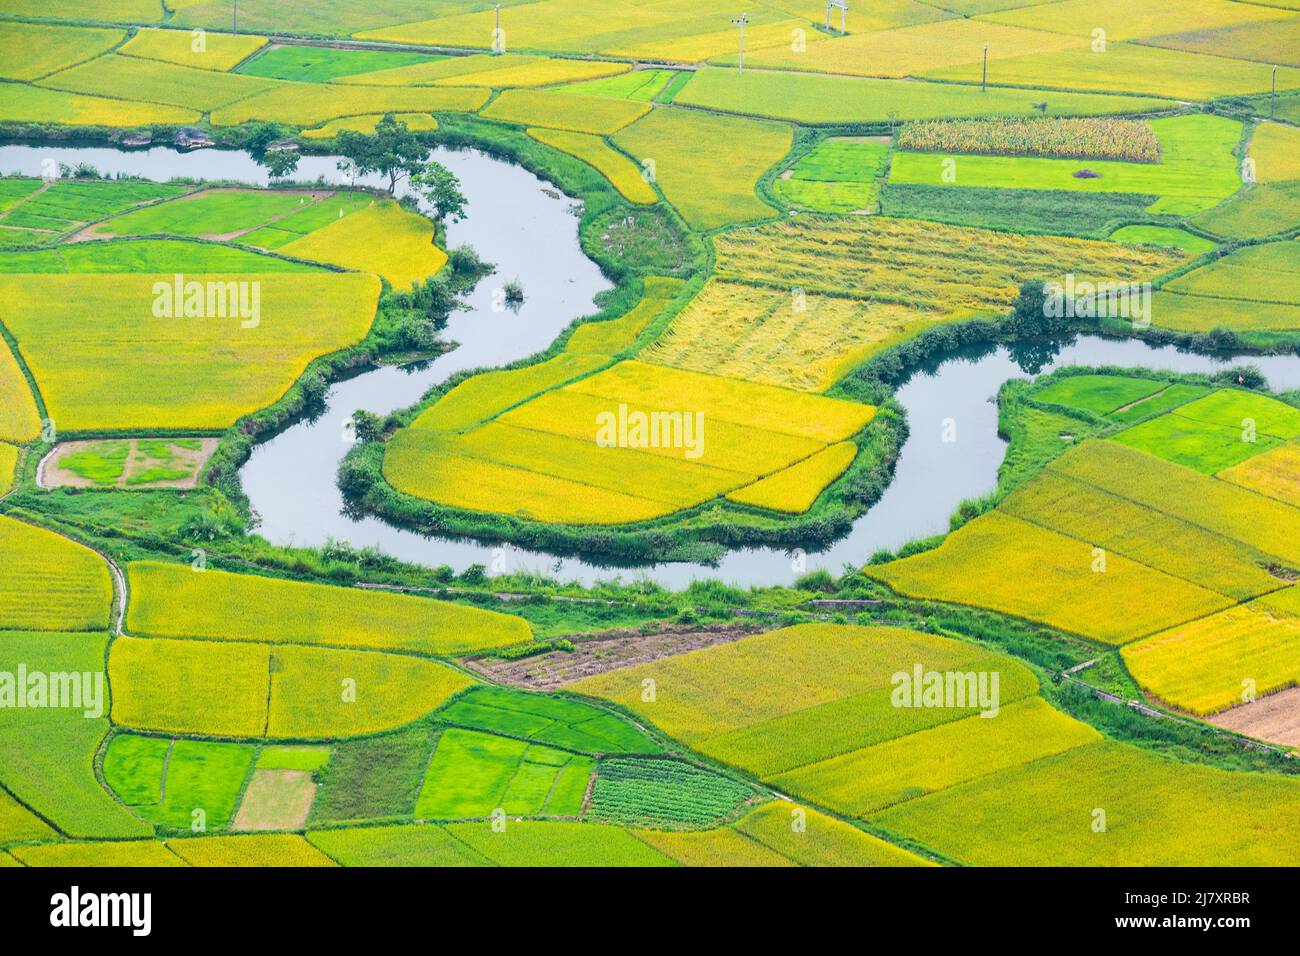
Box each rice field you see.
[0,21,125,81]
[10,842,187,867]
[125,561,531,655]
[1161,242,1300,319]
[726,443,858,514]
[573,623,1038,776]
[1144,18,1300,68]
[872,740,1300,866]
[413,728,594,819]
[673,68,1170,126]
[480,89,650,135]
[437,58,629,88]
[236,44,442,82]
[443,820,674,867]
[0,272,378,431]
[730,801,932,867]
[0,516,112,632]
[0,630,151,839]
[0,339,40,443]
[1049,440,1300,565]
[773,137,890,213]
[104,735,255,831]
[773,698,1100,815]
[108,636,473,739]
[92,188,308,238]
[888,115,1245,216]
[301,113,438,140]
[306,824,490,866]
[526,128,658,204]
[867,511,1233,644]
[557,68,679,101]
[897,117,1160,163]
[1194,182,1300,240]
[712,216,1186,317]
[1219,441,1300,503]
[166,834,337,867]
[209,82,488,126]
[564,277,683,356]
[999,470,1282,601]
[1111,411,1282,474]
[727,18,1082,78]
[1122,599,1300,715]
[612,108,792,230]
[641,279,943,391]
[0,83,200,127]
[39,54,279,112]
[1,178,189,234]
[332,53,544,87]
[389,359,874,524]
[979,0,1289,42]
[925,42,1300,100]
[436,685,660,754]
[281,201,446,289]
[1249,122,1300,185]
[119,27,268,72]
[1108,226,1216,255]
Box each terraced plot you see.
[481,90,649,135]
[119,27,268,72]
[209,82,488,126]
[0,21,125,81]
[0,516,112,632]
[526,128,658,204]
[281,200,445,289]
[435,685,660,754]
[39,55,279,112]
[773,137,891,213]
[1219,441,1300,503]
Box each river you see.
[3,142,1298,588]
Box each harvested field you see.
[41,437,218,489]
[233,769,317,831]
[1206,687,1300,748]
[465,622,770,689]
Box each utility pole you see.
[494,4,501,54]
[732,13,749,75]
[982,43,988,93]
[233,0,238,34]
[825,1,847,34]
[1272,64,1278,118]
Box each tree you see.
[411,161,467,224]
[335,113,429,194]
[262,149,299,180]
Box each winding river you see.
[4,143,1299,588]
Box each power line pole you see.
[982,43,988,93]
[732,13,749,75]
[233,0,238,34]
[495,4,502,54]
[1272,64,1278,118]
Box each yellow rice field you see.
[726,442,858,514]
[0,339,40,443]
[281,201,446,289]
[437,58,629,88]
[526,128,658,204]
[39,54,278,112]
[0,273,379,431]
[301,113,439,140]
[109,636,472,739]
[867,511,1234,644]
[564,277,684,355]
[613,108,792,230]
[118,27,268,72]
[1218,441,1300,503]
[0,21,124,81]
[642,280,945,391]
[1249,122,1300,184]
[125,561,531,655]
[167,834,336,867]
[714,217,1188,316]
[0,516,112,632]
[1122,595,1300,715]
[480,89,650,134]
[210,82,489,127]
[0,83,200,127]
